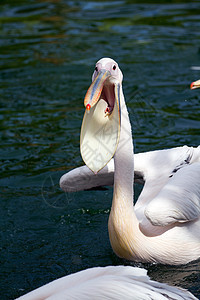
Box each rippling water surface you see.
[1,1,200,299]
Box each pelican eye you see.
[113,65,116,70]
[95,67,98,72]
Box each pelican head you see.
[190,79,200,89]
[80,58,123,174]
[92,58,123,84]
[84,58,123,112]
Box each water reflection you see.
[148,260,200,295]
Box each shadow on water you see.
[0,0,200,299]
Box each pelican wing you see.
[60,159,143,192]
[60,160,115,192]
[134,145,200,183]
[145,162,200,226]
[135,145,200,208]
[15,266,197,300]
[60,145,200,193]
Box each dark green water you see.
[0,0,200,299]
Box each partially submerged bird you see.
[190,79,200,89]
[15,265,197,299]
[61,58,200,265]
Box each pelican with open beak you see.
[78,58,200,265]
[80,58,123,174]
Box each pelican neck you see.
[112,89,135,210]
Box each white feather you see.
[15,266,197,300]
[60,146,200,193]
[145,163,200,226]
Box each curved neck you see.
[112,88,134,210]
[108,88,140,260]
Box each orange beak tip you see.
[86,104,91,111]
[190,82,194,89]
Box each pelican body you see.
[69,58,200,265]
[16,266,197,300]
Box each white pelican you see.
[60,145,200,193]
[61,58,200,265]
[15,265,197,299]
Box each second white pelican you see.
[15,266,197,299]
[190,79,200,89]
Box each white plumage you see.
[60,145,200,194]
[60,58,200,265]
[15,266,197,300]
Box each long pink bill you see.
[84,69,111,111]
